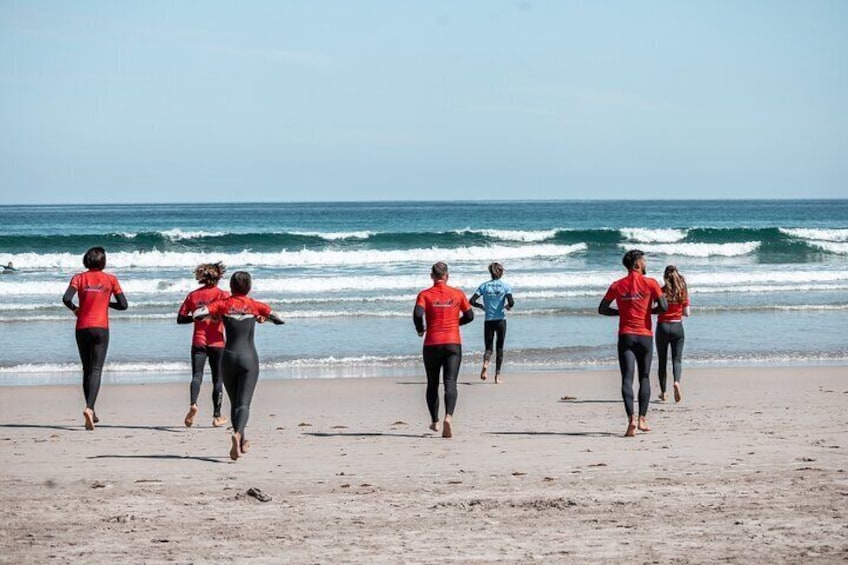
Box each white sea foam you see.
[620,228,688,243]
[2,243,586,271]
[2,267,848,299]
[159,228,226,240]
[461,228,560,242]
[806,240,848,254]
[290,230,375,240]
[621,241,760,257]
[779,228,848,242]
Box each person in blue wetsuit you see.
[470,262,514,384]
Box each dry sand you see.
[1,366,846,564]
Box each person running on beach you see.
[177,262,229,428]
[193,271,284,461]
[470,262,514,384]
[62,247,128,430]
[656,265,690,403]
[598,249,667,437]
[413,262,474,438]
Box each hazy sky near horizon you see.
[1,1,846,204]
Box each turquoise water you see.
[1,200,846,384]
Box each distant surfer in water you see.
[470,262,514,384]
[177,262,229,428]
[62,247,128,430]
[2,262,16,273]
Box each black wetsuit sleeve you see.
[470,293,484,310]
[598,298,619,316]
[505,293,515,310]
[459,308,474,326]
[413,305,425,334]
[62,286,77,312]
[177,314,194,324]
[266,311,285,325]
[651,296,669,315]
[110,293,128,311]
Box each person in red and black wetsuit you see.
[656,265,690,403]
[413,262,474,438]
[177,262,229,428]
[193,271,283,461]
[62,247,128,430]
[598,249,667,437]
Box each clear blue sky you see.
[1,1,846,203]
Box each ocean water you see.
[1,200,846,385]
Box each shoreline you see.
[2,365,846,563]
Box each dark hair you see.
[83,247,106,270]
[622,249,644,270]
[431,262,449,280]
[230,271,252,295]
[488,262,504,280]
[195,262,226,285]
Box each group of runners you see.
[61,245,689,460]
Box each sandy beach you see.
[1,366,846,563]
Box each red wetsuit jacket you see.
[69,270,124,330]
[603,271,663,337]
[658,291,690,323]
[179,285,230,347]
[415,281,472,346]
[206,295,272,321]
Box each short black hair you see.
[230,271,252,295]
[83,247,107,270]
[431,262,448,279]
[622,249,644,270]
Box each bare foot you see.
[212,415,228,427]
[240,438,251,454]
[625,418,637,437]
[638,416,651,432]
[442,417,453,439]
[429,421,439,433]
[658,392,668,402]
[93,412,100,424]
[184,405,198,427]
[83,408,95,431]
[494,372,502,384]
[230,432,241,461]
[480,366,488,381]
[673,382,682,403]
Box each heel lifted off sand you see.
[184,405,198,427]
[83,408,95,431]
[230,432,241,461]
[442,418,452,438]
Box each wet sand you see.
[1,366,846,563]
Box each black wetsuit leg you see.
[656,323,686,393]
[483,320,507,373]
[75,328,109,410]
[221,317,261,437]
[493,320,507,373]
[423,344,462,422]
[617,334,653,418]
[189,345,208,406]
[207,346,225,418]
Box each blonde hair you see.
[488,262,504,280]
[663,265,688,303]
[194,262,226,285]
